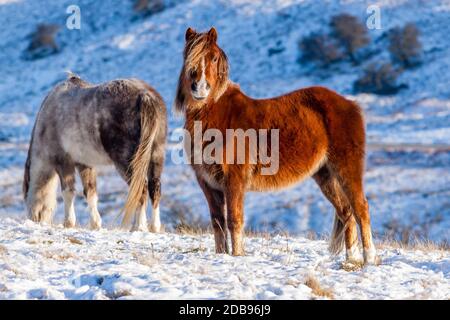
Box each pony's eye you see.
[190,69,197,78]
[212,55,219,63]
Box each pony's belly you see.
[249,169,312,192]
[195,164,224,191]
[249,152,327,192]
[61,133,112,167]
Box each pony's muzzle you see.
[191,80,210,100]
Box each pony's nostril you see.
[206,82,210,90]
[191,82,197,91]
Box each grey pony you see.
[23,73,167,231]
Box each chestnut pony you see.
[175,27,378,265]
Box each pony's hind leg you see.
[330,160,378,265]
[313,166,362,263]
[55,159,77,228]
[148,181,160,233]
[148,148,164,233]
[26,160,58,224]
[77,165,102,230]
[132,184,149,232]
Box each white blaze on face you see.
[193,57,210,99]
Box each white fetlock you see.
[64,215,76,228]
[346,243,364,264]
[131,223,149,232]
[150,206,161,233]
[63,189,75,228]
[132,205,149,232]
[89,207,102,230]
[364,244,380,265]
[90,217,102,230]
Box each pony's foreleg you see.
[197,177,228,253]
[77,165,102,230]
[225,175,245,256]
[27,160,58,225]
[131,185,149,232]
[56,161,77,228]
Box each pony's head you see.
[175,27,229,113]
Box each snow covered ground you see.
[0,0,449,299]
[0,218,448,299]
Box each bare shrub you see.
[299,33,343,67]
[0,194,15,208]
[388,23,422,68]
[163,197,208,233]
[41,250,76,261]
[341,260,365,272]
[378,238,449,252]
[26,24,60,60]
[67,237,83,245]
[330,13,370,63]
[381,213,445,246]
[304,275,334,299]
[133,0,164,16]
[133,252,160,267]
[0,245,7,256]
[354,62,405,95]
[175,222,207,235]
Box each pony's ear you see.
[185,27,196,42]
[207,27,218,42]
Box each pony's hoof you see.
[131,224,149,232]
[364,255,382,266]
[215,243,229,254]
[341,259,365,271]
[345,252,364,265]
[90,221,102,231]
[64,220,76,228]
[149,223,163,233]
[231,249,245,256]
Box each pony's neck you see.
[184,80,238,121]
[213,80,240,104]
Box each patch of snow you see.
[0,219,448,299]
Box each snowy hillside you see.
[0,0,449,300]
[0,0,448,243]
[0,218,448,299]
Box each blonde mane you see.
[175,32,230,114]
